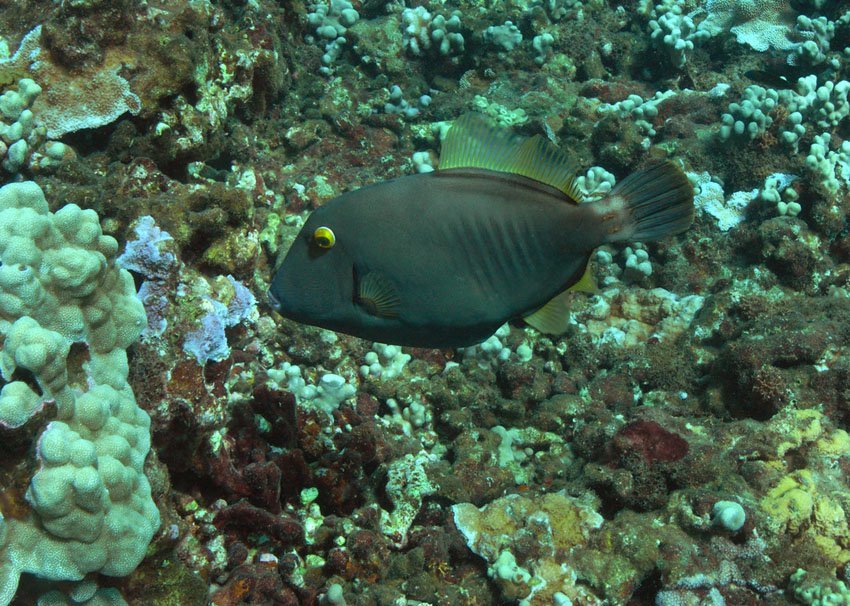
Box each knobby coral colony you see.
[0,0,849,605]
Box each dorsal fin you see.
[439,113,582,202]
[439,113,522,173]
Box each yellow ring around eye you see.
[313,226,336,249]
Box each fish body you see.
[269,114,694,348]
[743,69,792,89]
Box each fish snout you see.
[266,288,282,312]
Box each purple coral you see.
[117,215,178,280]
[183,300,231,364]
[137,281,170,339]
[182,278,257,364]
[118,216,179,339]
[225,275,257,327]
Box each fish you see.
[268,113,694,348]
[743,69,793,90]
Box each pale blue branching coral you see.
[525,0,586,23]
[695,169,804,222]
[649,6,710,68]
[492,425,572,485]
[721,75,850,150]
[623,245,653,280]
[382,397,433,438]
[383,85,431,119]
[791,15,836,67]
[411,150,435,173]
[299,488,325,547]
[307,0,359,43]
[488,551,531,586]
[575,166,616,198]
[268,363,356,419]
[306,0,360,74]
[594,249,621,286]
[597,90,676,141]
[595,244,658,286]
[471,95,529,127]
[0,78,73,175]
[401,6,465,59]
[782,108,807,152]
[458,324,515,369]
[719,85,778,141]
[0,182,159,606]
[641,0,826,76]
[758,173,800,217]
[786,77,850,132]
[483,21,523,55]
[789,569,850,606]
[806,132,850,195]
[531,33,555,65]
[360,343,411,379]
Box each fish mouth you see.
[266,289,282,312]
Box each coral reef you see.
[1,0,850,604]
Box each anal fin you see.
[524,262,595,334]
[568,260,597,294]
[524,290,573,335]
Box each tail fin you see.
[598,162,694,243]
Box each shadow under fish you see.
[268,113,694,348]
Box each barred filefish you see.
[268,113,693,348]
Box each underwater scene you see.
[1,0,850,604]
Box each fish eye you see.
[312,226,336,249]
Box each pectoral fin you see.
[355,269,401,318]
